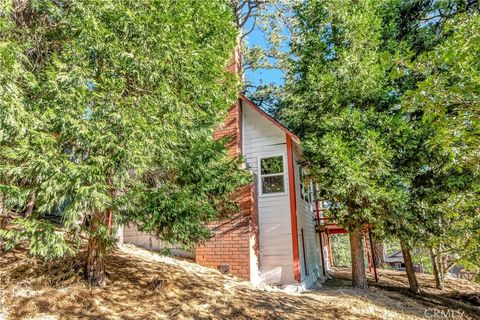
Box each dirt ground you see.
[334,267,480,305]
[1,246,479,320]
[331,268,480,319]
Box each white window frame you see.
[299,166,312,203]
[258,154,287,197]
[299,166,306,201]
[308,180,315,204]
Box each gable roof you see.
[239,94,300,144]
[384,250,404,263]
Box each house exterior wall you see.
[214,98,242,157]
[122,94,323,287]
[293,145,323,287]
[242,102,295,285]
[195,184,255,280]
[123,100,257,281]
[195,102,258,280]
[122,224,195,258]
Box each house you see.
[122,93,330,289]
[384,250,423,273]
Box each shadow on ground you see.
[2,248,477,319]
[325,268,480,320]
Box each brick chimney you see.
[195,48,259,281]
[214,47,243,156]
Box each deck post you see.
[368,227,378,282]
[319,232,326,276]
[327,232,333,267]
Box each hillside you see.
[1,245,479,320]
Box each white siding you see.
[242,102,295,284]
[293,145,323,288]
[123,224,194,258]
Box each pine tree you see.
[282,0,406,289]
[280,0,479,291]
[0,0,248,286]
[401,13,480,289]
[0,0,33,251]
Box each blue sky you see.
[244,22,285,88]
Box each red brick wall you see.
[196,184,254,279]
[214,102,242,157]
[195,48,259,280]
[225,47,242,75]
[196,97,258,280]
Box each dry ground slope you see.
[1,245,479,320]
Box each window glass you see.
[260,156,285,194]
[261,175,285,193]
[260,156,283,175]
[299,167,305,200]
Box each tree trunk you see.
[24,192,36,217]
[0,193,7,252]
[436,251,447,290]
[0,217,6,253]
[430,247,442,290]
[442,253,449,278]
[84,209,108,287]
[373,239,384,268]
[400,239,420,294]
[350,227,367,289]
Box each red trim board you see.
[286,134,301,282]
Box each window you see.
[259,156,285,194]
[308,181,314,203]
[299,167,310,202]
[299,167,305,200]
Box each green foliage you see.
[397,13,480,273]
[279,0,479,285]
[331,234,351,267]
[282,0,407,229]
[0,0,34,219]
[0,218,77,260]
[404,14,480,162]
[246,84,283,117]
[122,139,251,247]
[0,0,248,260]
